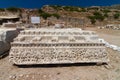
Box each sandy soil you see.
[0,27,120,80]
[86,27,120,47]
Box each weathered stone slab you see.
[9,28,109,65]
[0,28,19,56]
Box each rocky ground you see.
[0,27,120,80]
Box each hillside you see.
[0,5,120,27]
[39,5,120,27]
[102,4,120,10]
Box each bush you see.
[87,16,96,24]
[50,5,62,10]
[62,6,81,12]
[40,12,52,19]
[6,7,20,12]
[93,11,102,16]
[87,16,95,20]
[52,13,60,19]
[91,19,96,24]
[39,8,60,19]
[113,13,120,19]
[40,12,61,19]
[102,9,111,13]
[87,11,105,24]
[38,9,44,13]
[80,8,87,12]
[104,13,109,18]
[63,6,71,11]
[0,8,5,11]
[87,7,99,11]
[93,11,105,21]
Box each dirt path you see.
[86,27,120,46]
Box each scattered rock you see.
[104,64,113,69]
[32,76,35,79]
[43,75,47,78]
[9,76,12,79]
[49,75,52,77]
[12,75,16,79]
[19,74,23,77]
[26,75,29,78]
[57,72,60,75]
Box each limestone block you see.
[0,28,19,56]
[0,41,10,55]
[9,28,109,65]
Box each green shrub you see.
[6,7,20,12]
[38,9,44,13]
[40,12,52,19]
[80,8,86,12]
[104,13,109,18]
[113,13,120,19]
[52,13,60,19]
[102,9,111,13]
[39,7,61,19]
[87,16,96,24]
[0,8,5,11]
[50,5,62,10]
[93,11,102,16]
[93,11,105,21]
[87,7,99,11]
[87,16,95,20]
[91,19,96,24]
[62,6,81,12]
[87,11,105,24]
[40,12,61,19]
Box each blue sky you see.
[0,0,120,8]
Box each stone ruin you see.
[98,24,120,30]
[0,28,19,57]
[9,28,109,65]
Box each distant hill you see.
[1,5,120,27]
[102,4,120,10]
